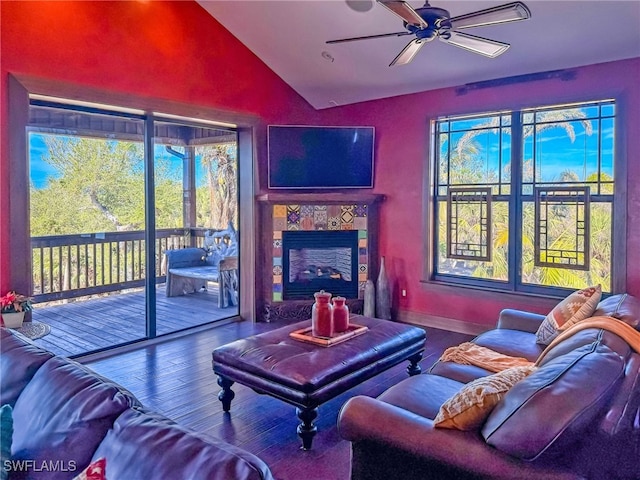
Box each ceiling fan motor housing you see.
[407,5,451,40]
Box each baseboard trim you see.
[396,309,489,336]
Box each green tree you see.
[31,136,145,235]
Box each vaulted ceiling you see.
[198,0,640,109]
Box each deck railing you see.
[31,228,211,302]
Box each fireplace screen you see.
[289,247,352,283]
[282,230,358,300]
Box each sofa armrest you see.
[338,396,582,480]
[497,309,546,333]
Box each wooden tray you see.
[289,323,368,347]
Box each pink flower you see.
[0,291,32,313]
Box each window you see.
[432,100,617,295]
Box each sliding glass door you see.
[28,103,148,355]
[26,99,239,356]
[153,120,239,334]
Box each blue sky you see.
[30,114,614,190]
[29,133,215,189]
[29,134,58,189]
[440,116,614,184]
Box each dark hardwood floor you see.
[82,318,472,480]
[31,285,237,357]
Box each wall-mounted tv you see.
[268,125,375,189]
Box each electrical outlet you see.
[401,289,407,298]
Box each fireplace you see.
[283,230,359,300]
[257,193,384,322]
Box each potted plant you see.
[1,291,33,329]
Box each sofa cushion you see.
[429,329,543,384]
[536,285,601,345]
[0,328,54,406]
[434,365,537,431]
[593,293,640,330]
[377,374,463,421]
[10,356,140,480]
[428,361,493,384]
[482,339,625,460]
[93,408,273,480]
[537,327,631,367]
[473,328,544,362]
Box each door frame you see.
[7,74,259,328]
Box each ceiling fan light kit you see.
[327,0,531,66]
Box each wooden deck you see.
[31,285,238,357]
[83,321,472,480]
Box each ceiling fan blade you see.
[378,0,428,28]
[326,31,412,44]
[441,31,510,58]
[390,38,425,66]
[449,1,531,30]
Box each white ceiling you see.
[198,0,640,109]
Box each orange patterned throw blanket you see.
[535,315,640,366]
[439,316,640,372]
[439,342,534,373]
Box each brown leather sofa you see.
[1,327,273,480]
[338,293,640,480]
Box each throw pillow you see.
[535,284,602,345]
[434,365,537,431]
[0,404,13,480]
[73,458,106,480]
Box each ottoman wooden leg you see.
[217,376,235,412]
[407,351,423,376]
[296,407,318,450]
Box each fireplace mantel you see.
[256,192,384,322]
[256,192,385,205]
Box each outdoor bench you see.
[164,224,239,308]
[165,248,238,308]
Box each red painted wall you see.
[1,1,638,328]
[0,0,318,293]
[317,58,640,325]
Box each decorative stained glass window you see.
[534,187,590,270]
[447,187,492,261]
[432,99,617,294]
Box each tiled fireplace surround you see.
[257,193,384,322]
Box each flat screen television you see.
[268,125,375,189]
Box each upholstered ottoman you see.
[212,315,426,449]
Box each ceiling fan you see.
[327,1,531,66]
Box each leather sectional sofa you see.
[0,327,273,480]
[338,293,640,480]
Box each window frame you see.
[427,99,626,297]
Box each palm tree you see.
[198,143,238,230]
[440,106,609,289]
[455,108,593,158]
